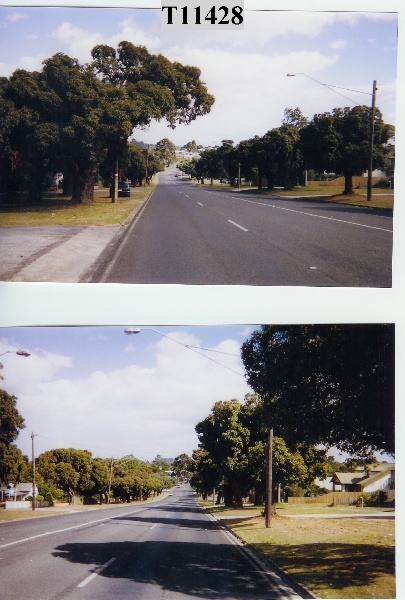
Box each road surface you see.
[0,485,305,599]
[97,169,393,286]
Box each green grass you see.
[201,502,395,599]
[0,185,154,226]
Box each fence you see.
[4,500,52,509]
[307,176,387,188]
[288,492,361,505]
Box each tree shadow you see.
[52,539,284,599]
[114,513,220,531]
[254,542,395,595]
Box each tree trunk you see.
[343,172,354,195]
[71,163,98,203]
[223,484,234,508]
[62,163,74,197]
[27,157,44,204]
[233,489,244,509]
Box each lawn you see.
[203,502,395,599]
[0,185,154,226]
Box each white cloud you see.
[47,16,161,66]
[8,12,29,23]
[329,39,349,50]
[7,331,250,461]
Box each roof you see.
[331,473,364,485]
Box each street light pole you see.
[367,80,378,202]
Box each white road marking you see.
[77,557,116,588]
[203,189,391,233]
[197,202,204,206]
[0,508,146,549]
[232,196,393,233]
[228,220,249,232]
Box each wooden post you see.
[265,427,273,528]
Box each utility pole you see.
[367,80,377,202]
[112,159,119,203]
[107,457,114,505]
[144,145,149,186]
[265,427,273,528]
[31,432,36,511]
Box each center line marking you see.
[228,220,249,232]
[197,202,203,206]
[77,557,116,588]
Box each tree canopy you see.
[192,395,330,507]
[1,42,214,203]
[300,106,394,194]
[241,324,394,457]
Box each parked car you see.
[118,181,131,197]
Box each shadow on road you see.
[52,539,285,599]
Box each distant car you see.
[118,181,130,197]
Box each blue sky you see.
[0,6,397,147]
[0,325,254,460]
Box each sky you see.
[0,6,398,147]
[0,325,254,461]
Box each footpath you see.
[0,191,153,283]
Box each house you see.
[330,463,395,495]
[0,483,38,502]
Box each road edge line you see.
[80,185,156,283]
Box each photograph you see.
[0,5,397,285]
[0,323,395,599]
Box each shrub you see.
[374,178,391,188]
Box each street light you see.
[0,349,31,357]
[287,72,377,201]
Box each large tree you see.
[300,105,394,194]
[195,399,251,507]
[0,389,26,484]
[1,43,214,203]
[241,324,394,457]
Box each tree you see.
[172,453,193,479]
[300,105,394,194]
[36,448,94,503]
[195,399,251,508]
[155,138,177,166]
[1,43,214,203]
[0,389,26,483]
[241,324,394,457]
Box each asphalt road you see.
[0,486,304,600]
[98,169,393,286]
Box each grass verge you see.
[202,502,395,599]
[0,185,155,226]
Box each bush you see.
[374,178,391,189]
[364,490,388,506]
